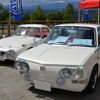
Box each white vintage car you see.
[0,24,50,61]
[15,23,100,92]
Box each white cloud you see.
[47,0,66,4]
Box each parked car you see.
[15,23,100,92]
[0,24,50,61]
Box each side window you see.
[42,28,49,38]
[34,28,40,37]
[97,27,100,46]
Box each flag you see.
[10,0,23,20]
[84,8,89,20]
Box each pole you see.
[82,9,84,22]
[98,8,99,24]
[98,0,100,24]
[78,8,80,23]
[8,0,11,36]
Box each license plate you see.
[34,80,51,92]
[0,55,4,61]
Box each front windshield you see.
[13,27,41,38]
[45,26,96,47]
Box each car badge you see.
[40,66,45,71]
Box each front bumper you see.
[0,51,16,61]
[17,61,88,92]
[19,71,88,92]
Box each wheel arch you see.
[93,64,98,77]
[27,46,33,50]
[84,63,98,92]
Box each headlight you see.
[15,61,22,71]
[71,68,83,80]
[15,60,29,73]
[21,62,29,73]
[59,68,71,78]
[59,68,83,80]
[6,50,15,57]
[56,77,65,86]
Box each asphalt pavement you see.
[0,60,100,100]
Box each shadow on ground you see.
[0,60,14,68]
[28,77,100,100]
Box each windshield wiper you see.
[48,41,67,45]
[68,44,92,47]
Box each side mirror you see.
[33,37,37,47]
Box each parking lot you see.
[0,61,100,100]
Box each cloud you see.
[23,0,82,5]
[46,0,67,4]
[0,0,10,5]
[0,0,82,5]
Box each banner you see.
[10,0,23,20]
[84,8,89,20]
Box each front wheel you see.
[86,67,98,92]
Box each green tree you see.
[0,3,9,20]
[0,3,3,20]
[0,3,3,10]
[22,12,30,20]
[30,6,44,20]
[63,3,75,20]
[0,9,9,20]
[47,11,63,20]
[0,3,3,12]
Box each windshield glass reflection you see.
[13,27,41,38]
[45,26,96,47]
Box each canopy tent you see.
[79,0,100,9]
[78,0,100,23]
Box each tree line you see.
[0,3,98,21]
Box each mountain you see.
[4,2,79,12]
[25,2,78,10]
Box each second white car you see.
[0,24,50,61]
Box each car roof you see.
[55,23,100,28]
[18,24,49,28]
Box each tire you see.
[86,66,98,92]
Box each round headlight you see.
[71,69,83,80]
[56,77,65,86]
[15,60,29,73]
[21,62,29,73]
[15,61,22,71]
[59,68,71,79]
[6,50,15,57]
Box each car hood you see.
[18,44,95,65]
[0,36,36,48]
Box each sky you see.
[0,0,82,6]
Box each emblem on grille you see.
[40,66,45,71]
